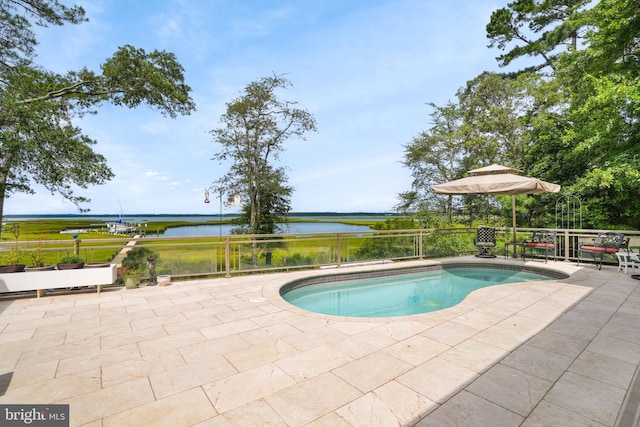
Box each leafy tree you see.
[486,0,591,72]
[529,0,640,228]
[558,74,640,228]
[230,166,292,235]
[522,77,578,184]
[573,0,640,76]
[210,75,316,266]
[0,1,196,235]
[451,0,640,230]
[230,166,293,266]
[400,72,545,227]
[0,0,87,71]
[211,75,317,236]
[400,0,638,230]
[571,158,640,229]
[457,72,534,168]
[397,101,468,220]
[458,72,557,227]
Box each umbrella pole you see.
[511,195,517,257]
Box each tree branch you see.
[15,79,105,104]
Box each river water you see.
[158,222,371,237]
[5,214,393,237]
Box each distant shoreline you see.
[3,213,404,226]
[5,212,399,217]
[4,212,402,221]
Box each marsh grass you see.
[2,218,447,276]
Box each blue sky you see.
[7,0,507,215]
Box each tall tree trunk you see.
[0,181,6,239]
[0,152,16,239]
[250,186,260,267]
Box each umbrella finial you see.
[469,164,522,176]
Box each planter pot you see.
[157,275,171,286]
[25,265,56,272]
[86,262,110,268]
[57,262,85,270]
[123,274,142,289]
[0,264,26,273]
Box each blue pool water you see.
[282,267,553,317]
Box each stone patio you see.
[0,257,638,426]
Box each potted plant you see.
[120,247,157,289]
[120,266,143,289]
[26,247,55,271]
[57,254,85,270]
[0,248,26,273]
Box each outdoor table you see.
[504,241,520,259]
[629,253,640,273]
[616,252,639,274]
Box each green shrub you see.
[1,248,23,265]
[423,229,470,257]
[283,253,313,266]
[122,247,158,272]
[59,254,84,264]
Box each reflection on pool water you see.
[281,266,562,317]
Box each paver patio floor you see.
[0,258,639,426]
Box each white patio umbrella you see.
[431,164,561,245]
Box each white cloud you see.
[139,121,170,135]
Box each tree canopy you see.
[0,1,195,233]
[401,0,640,229]
[0,0,87,71]
[486,0,590,72]
[210,75,316,236]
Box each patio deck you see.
[0,257,638,426]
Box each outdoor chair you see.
[474,226,497,258]
[521,230,556,263]
[577,232,625,270]
[614,250,638,274]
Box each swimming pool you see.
[280,263,567,317]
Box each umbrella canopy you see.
[431,164,561,244]
[431,171,560,195]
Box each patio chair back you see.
[474,227,497,258]
[522,230,556,263]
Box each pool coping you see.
[279,260,569,295]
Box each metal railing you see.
[3,227,639,281]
